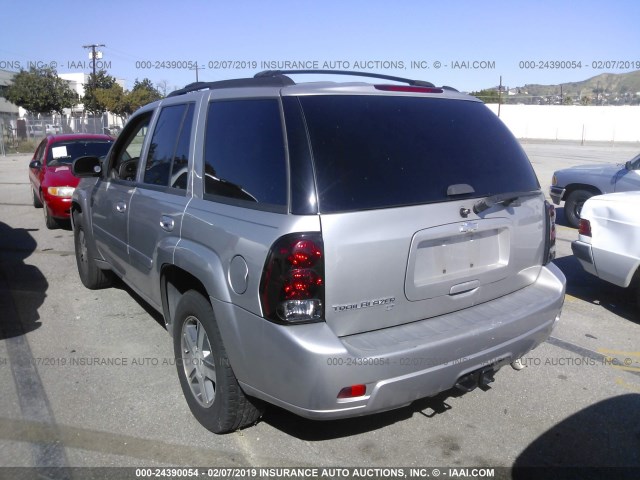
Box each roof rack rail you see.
[254,69,436,87]
[167,75,295,97]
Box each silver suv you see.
[71,70,565,434]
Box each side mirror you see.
[625,160,632,171]
[29,160,42,169]
[72,156,102,177]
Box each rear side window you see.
[297,96,539,213]
[143,103,194,189]
[34,140,47,162]
[203,99,287,208]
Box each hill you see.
[499,70,640,105]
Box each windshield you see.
[297,95,540,213]
[47,140,113,167]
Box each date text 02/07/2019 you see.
[518,60,640,69]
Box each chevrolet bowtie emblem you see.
[460,221,478,233]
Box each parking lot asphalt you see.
[0,143,639,475]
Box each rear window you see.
[47,140,113,166]
[297,96,539,213]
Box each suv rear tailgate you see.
[321,197,546,337]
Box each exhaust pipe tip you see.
[511,358,526,370]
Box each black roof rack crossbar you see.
[167,75,295,97]
[255,69,435,87]
[168,70,441,97]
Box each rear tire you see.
[73,212,112,289]
[632,271,640,311]
[173,290,264,433]
[564,189,594,228]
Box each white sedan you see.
[571,192,640,306]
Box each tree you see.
[2,67,78,114]
[156,79,169,97]
[93,83,128,120]
[126,78,163,112]
[89,77,163,123]
[470,88,500,103]
[83,70,117,114]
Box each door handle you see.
[160,216,175,232]
[115,201,127,213]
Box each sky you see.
[1,0,639,93]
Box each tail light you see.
[578,219,592,237]
[260,233,324,324]
[543,201,556,264]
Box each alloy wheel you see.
[181,316,217,407]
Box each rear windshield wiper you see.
[473,191,540,214]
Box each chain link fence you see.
[2,112,122,154]
[1,111,18,156]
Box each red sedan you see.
[29,134,114,228]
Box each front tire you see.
[73,212,111,289]
[173,290,264,433]
[43,203,58,229]
[564,189,594,228]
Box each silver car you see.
[550,153,640,228]
[71,70,565,433]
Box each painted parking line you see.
[0,261,70,476]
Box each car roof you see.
[163,70,478,103]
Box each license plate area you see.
[405,219,512,301]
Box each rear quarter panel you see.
[179,200,322,312]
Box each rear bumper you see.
[549,186,565,205]
[572,240,638,288]
[214,263,565,420]
[571,240,596,276]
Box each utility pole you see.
[82,44,105,80]
[189,64,201,82]
[82,44,105,134]
[498,75,502,117]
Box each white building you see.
[57,72,127,133]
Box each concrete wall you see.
[485,104,640,143]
